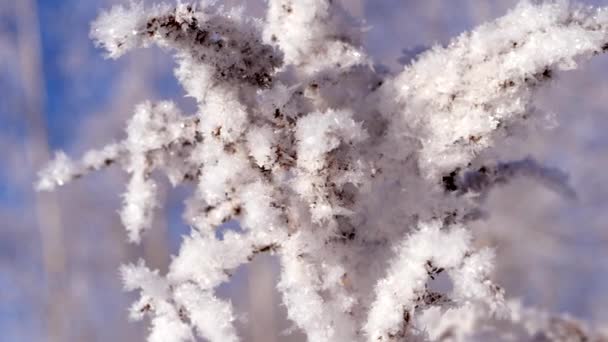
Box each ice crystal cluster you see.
[37,1,608,341]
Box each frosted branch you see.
[37,1,608,341]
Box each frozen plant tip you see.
[38,1,608,341]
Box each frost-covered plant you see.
[37,1,608,341]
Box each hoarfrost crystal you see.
[37,1,608,341]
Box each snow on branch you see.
[38,0,608,341]
[91,2,283,88]
[364,221,504,341]
[36,143,124,191]
[389,0,608,178]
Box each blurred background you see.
[2,0,608,340]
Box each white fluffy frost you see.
[37,0,608,341]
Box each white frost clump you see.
[392,1,608,178]
[37,143,122,191]
[364,222,471,340]
[37,0,608,341]
[295,109,365,172]
[90,1,147,59]
[36,152,76,191]
[245,125,275,169]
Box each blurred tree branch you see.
[15,0,69,341]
